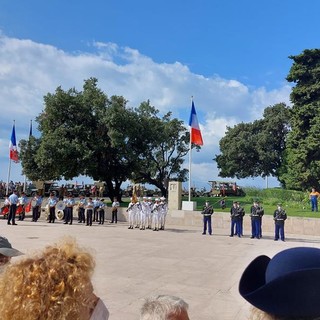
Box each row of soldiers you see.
[229,200,287,241]
[126,196,168,231]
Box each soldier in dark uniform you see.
[236,201,245,236]
[201,201,213,235]
[250,201,263,239]
[274,203,287,241]
[230,201,241,237]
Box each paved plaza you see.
[1,215,320,319]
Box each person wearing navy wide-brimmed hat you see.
[239,247,320,319]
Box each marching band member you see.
[98,199,106,225]
[48,192,58,223]
[152,198,161,231]
[146,197,153,229]
[32,192,42,222]
[64,193,75,225]
[77,194,86,223]
[126,198,136,229]
[86,197,94,226]
[111,197,120,223]
[17,191,28,221]
[93,198,100,222]
[159,197,168,230]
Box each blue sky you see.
[0,0,318,190]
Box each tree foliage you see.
[279,49,320,190]
[19,78,190,198]
[215,103,290,180]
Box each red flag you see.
[188,101,203,146]
[9,124,19,162]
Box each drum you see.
[1,206,9,216]
[25,200,32,213]
[16,204,23,215]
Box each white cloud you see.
[0,35,288,188]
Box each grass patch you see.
[118,188,318,218]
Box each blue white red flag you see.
[9,124,19,162]
[188,101,203,146]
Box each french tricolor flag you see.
[188,100,203,146]
[9,123,19,163]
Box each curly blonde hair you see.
[0,238,97,320]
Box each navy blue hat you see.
[239,247,320,317]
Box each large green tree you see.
[279,49,320,190]
[19,78,190,198]
[215,103,290,181]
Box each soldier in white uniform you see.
[126,198,136,229]
[152,198,161,231]
[159,196,168,230]
[140,197,148,230]
[146,197,153,229]
[134,198,142,228]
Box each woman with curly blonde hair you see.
[0,238,109,320]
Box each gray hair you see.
[140,295,189,320]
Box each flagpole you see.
[6,120,15,195]
[6,158,12,195]
[188,96,193,202]
[188,126,192,202]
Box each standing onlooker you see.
[309,187,320,212]
[201,200,213,235]
[8,190,18,225]
[111,197,120,223]
[273,203,287,241]
[58,184,66,201]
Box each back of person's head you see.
[0,238,96,320]
[140,295,189,320]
